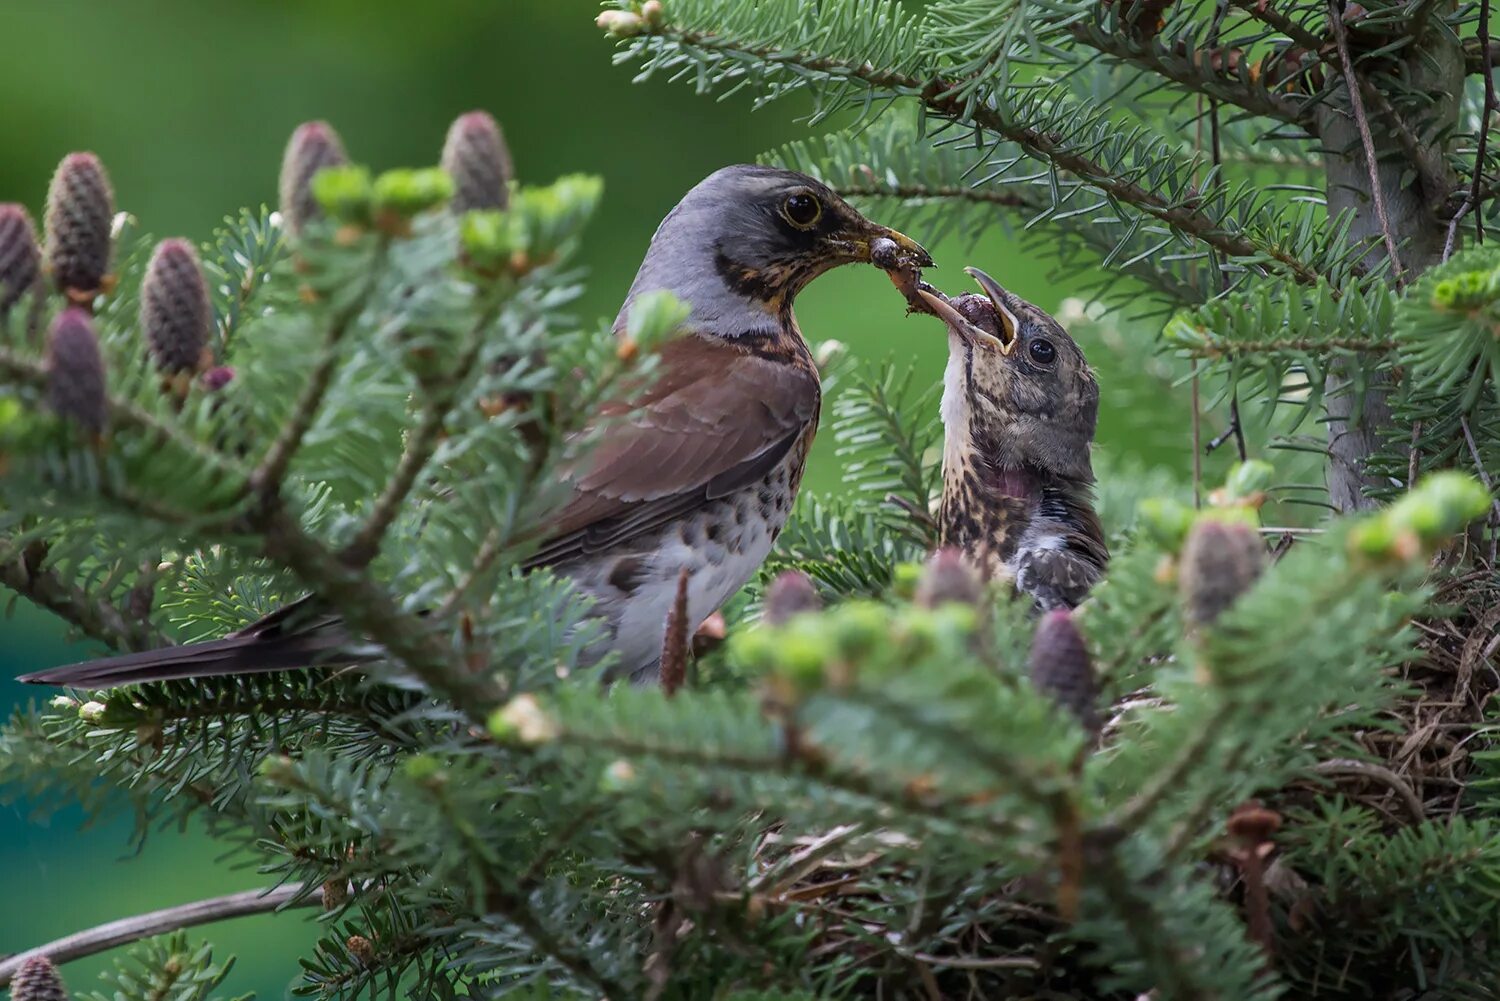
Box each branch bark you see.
[0,884,322,988]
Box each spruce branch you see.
[248,243,386,507]
[0,536,168,653]
[1064,21,1309,125]
[340,300,497,567]
[259,507,503,722]
[0,884,321,988]
[628,13,1356,288]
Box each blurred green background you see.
[0,2,1194,997]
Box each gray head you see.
[920,267,1099,484]
[618,165,930,336]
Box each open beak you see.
[916,267,1015,353]
[964,267,1017,354]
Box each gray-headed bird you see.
[917,268,1107,611]
[21,166,930,688]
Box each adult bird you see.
[916,267,1107,611]
[22,165,931,688]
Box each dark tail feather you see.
[18,628,351,689]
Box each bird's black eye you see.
[1028,338,1056,365]
[783,192,821,228]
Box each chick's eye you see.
[784,193,821,227]
[1028,338,1056,365]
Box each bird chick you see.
[917,268,1107,611]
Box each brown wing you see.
[523,335,820,569]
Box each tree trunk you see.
[1318,15,1464,511]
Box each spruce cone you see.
[44,152,115,301]
[1027,610,1100,735]
[1179,519,1266,628]
[915,547,982,608]
[278,121,349,235]
[763,570,821,625]
[46,307,107,436]
[140,238,212,377]
[10,954,68,1001]
[441,111,513,213]
[0,203,42,313]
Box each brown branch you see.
[1183,334,1398,356]
[1067,22,1308,125]
[0,539,169,654]
[654,24,1344,288]
[259,507,503,724]
[1464,37,1500,75]
[836,182,1034,208]
[1310,757,1425,822]
[1228,0,1325,51]
[0,884,322,988]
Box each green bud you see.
[1347,516,1400,559]
[728,627,781,673]
[890,561,924,599]
[774,620,834,695]
[828,601,888,661]
[459,209,526,273]
[372,167,455,219]
[310,165,373,225]
[1162,313,1210,349]
[598,758,638,793]
[488,693,559,744]
[1418,471,1491,530]
[77,700,107,724]
[402,753,443,783]
[1137,497,1195,551]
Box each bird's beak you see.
[848,225,934,270]
[916,278,1011,353]
[965,266,1018,354]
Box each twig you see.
[0,539,169,654]
[1310,757,1426,822]
[260,508,503,724]
[434,525,504,622]
[654,24,1351,289]
[903,951,1041,972]
[341,306,497,567]
[0,884,321,987]
[1407,420,1423,488]
[1328,0,1407,285]
[250,248,385,503]
[1227,0,1324,50]
[836,182,1033,208]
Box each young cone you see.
[44,153,114,303]
[915,547,983,608]
[140,238,212,382]
[763,570,822,625]
[278,121,349,235]
[1179,519,1267,628]
[441,111,513,213]
[45,307,107,437]
[1027,609,1100,735]
[10,955,68,1001]
[0,203,42,313]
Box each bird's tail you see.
[18,599,352,689]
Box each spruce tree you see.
[2,2,1500,998]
